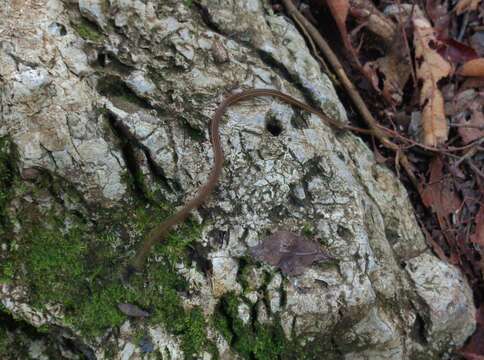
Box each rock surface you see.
[0,0,476,359]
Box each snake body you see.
[129,89,366,272]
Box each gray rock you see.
[79,0,107,29]
[0,0,475,359]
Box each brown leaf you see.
[250,231,333,276]
[363,34,411,105]
[455,0,482,14]
[413,16,451,146]
[348,0,396,44]
[420,156,461,218]
[418,217,448,261]
[460,306,484,358]
[458,109,484,144]
[118,303,150,317]
[326,0,352,52]
[448,89,477,116]
[460,58,484,77]
[440,38,479,64]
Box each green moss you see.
[9,199,210,355]
[0,262,14,283]
[72,19,104,42]
[237,260,259,292]
[23,223,88,307]
[70,284,129,336]
[213,292,329,359]
[302,222,316,237]
[175,308,207,358]
[213,293,287,360]
[140,245,210,358]
[37,324,51,334]
[0,133,214,357]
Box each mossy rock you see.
[0,137,214,358]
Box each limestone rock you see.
[0,0,475,359]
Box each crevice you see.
[181,118,206,142]
[265,116,284,136]
[50,326,97,360]
[260,50,337,119]
[64,117,85,166]
[94,52,134,73]
[39,143,59,171]
[97,75,153,111]
[257,48,298,87]
[410,313,428,345]
[186,240,212,276]
[329,333,346,359]
[0,310,95,360]
[214,297,237,348]
[106,112,153,199]
[193,2,226,36]
[290,108,310,129]
[36,169,91,222]
[106,110,173,200]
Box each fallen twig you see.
[281,0,419,189]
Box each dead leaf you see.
[418,217,448,261]
[440,38,479,64]
[363,34,411,105]
[460,306,484,359]
[118,303,150,317]
[458,109,484,144]
[460,58,484,77]
[250,230,333,276]
[326,0,353,53]
[349,0,396,44]
[449,89,477,116]
[413,16,452,146]
[420,156,461,218]
[455,0,482,14]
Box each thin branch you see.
[281,0,418,189]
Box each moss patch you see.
[72,19,104,42]
[212,291,333,359]
[213,293,287,360]
[23,222,88,307]
[0,147,213,357]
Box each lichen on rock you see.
[0,0,476,359]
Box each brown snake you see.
[128,89,371,273]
